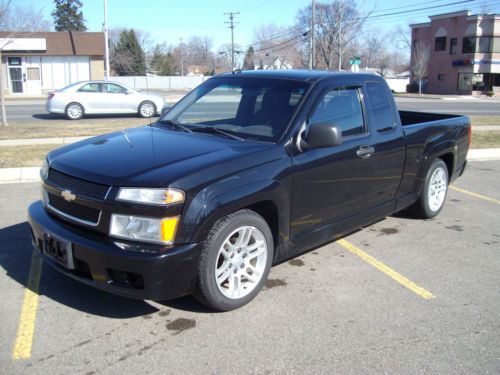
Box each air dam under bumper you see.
[28,200,201,301]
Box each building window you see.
[437,74,445,81]
[450,38,457,54]
[458,73,485,91]
[494,37,500,53]
[462,37,476,53]
[435,37,446,51]
[478,37,492,53]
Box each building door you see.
[8,67,24,94]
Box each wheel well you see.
[438,153,454,180]
[65,102,83,112]
[138,100,155,110]
[245,201,279,248]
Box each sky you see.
[14,0,500,50]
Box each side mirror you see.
[299,122,343,151]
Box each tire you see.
[409,158,449,219]
[138,101,156,118]
[194,209,274,311]
[65,102,84,120]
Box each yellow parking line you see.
[337,239,435,300]
[449,185,500,204]
[12,252,43,360]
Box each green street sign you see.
[349,57,361,65]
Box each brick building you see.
[0,31,104,96]
[410,11,500,96]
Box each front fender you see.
[179,179,290,247]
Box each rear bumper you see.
[28,200,201,301]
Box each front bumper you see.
[28,200,201,301]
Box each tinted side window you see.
[309,88,365,137]
[105,83,127,93]
[79,83,101,93]
[366,82,396,131]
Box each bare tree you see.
[297,0,370,70]
[411,41,429,94]
[253,23,304,69]
[0,0,52,31]
[360,30,387,68]
[394,25,411,51]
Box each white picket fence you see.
[111,76,211,90]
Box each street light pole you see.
[103,0,110,80]
[180,38,184,76]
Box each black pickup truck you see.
[28,71,470,311]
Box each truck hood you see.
[48,126,274,187]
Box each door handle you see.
[356,145,375,159]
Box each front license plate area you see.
[43,232,75,269]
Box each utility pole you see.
[103,0,110,80]
[224,12,239,71]
[180,38,184,76]
[309,0,315,70]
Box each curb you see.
[0,136,90,147]
[0,167,40,184]
[1,149,499,184]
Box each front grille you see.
[48,169,110,200]
[48,193,101,225]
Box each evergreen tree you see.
[111,29,146,76]
[150,44,175,76]
[51,0,87,31]
[242,46,255,70]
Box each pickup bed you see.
[28,71,470,311]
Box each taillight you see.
[467,124,472,147]
[47,92,55,100]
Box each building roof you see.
[0,31,104,56]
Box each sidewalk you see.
[1,148,499,184]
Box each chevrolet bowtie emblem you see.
[61,190,76,202]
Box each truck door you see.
[291,84,380,238]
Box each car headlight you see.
[117,188,185,205]
[40,158,49,181]
[110,214,179,245]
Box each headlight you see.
[40,158,49,181]
[110,214,179,245]
[117,188,185,205]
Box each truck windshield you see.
[161,77,309,142]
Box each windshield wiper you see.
[191,126,245,141]
[156,119,192,133]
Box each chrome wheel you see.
[428,166,447,212]
[215,226,268,299]
[139,102,155,117]
[66,104,83,119]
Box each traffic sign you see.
[349,57,361,65]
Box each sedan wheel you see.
[65,103,83,120]
[138,101,156,118]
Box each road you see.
[4,96,500,123]
[1,161,499,374]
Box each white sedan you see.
[46,81,165,120]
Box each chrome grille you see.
[47,169,110,200]
[47,193,101,225]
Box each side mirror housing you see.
[300,122,343,150]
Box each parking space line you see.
[337,239,435,300]
[449,185,500,204]
[12,252,42,360]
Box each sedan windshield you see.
[160,77,309,142]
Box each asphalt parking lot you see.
[1,160,499,374]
